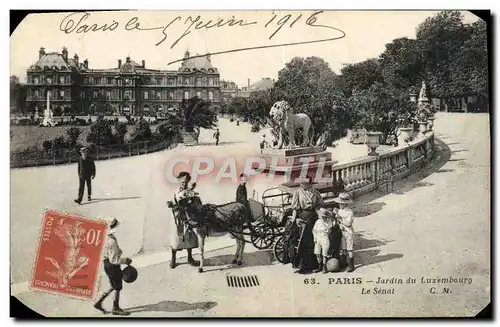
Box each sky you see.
[10,10,479,88]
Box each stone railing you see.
[331,132,435,198]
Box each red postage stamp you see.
[30,210,108,300]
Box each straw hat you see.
[333,192,353,204]
[107,218,121,234]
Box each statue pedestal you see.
[253,146,337,183]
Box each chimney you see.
[126,56,131,63]
[184,50,190,59]
[248,78,250,89]
[142,60,145,68]
[83,59,89,69]
[206,53,211,63]
[39,47,45,59]
[73,53,79,65]
[62,47,68,61]
[118,59,122,68]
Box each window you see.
[80,92,85,99]
[168,92,174,100]
[33,77,39,84]
[34,90,39,98]
[107,77,113,85]
[156,91,161,100]
[60,90,64,99]
[46,77,52,84]
[184,91,189,99]
[209,91,213,100]
[93,92,98,99]
[124,90,132,100]
[83,77,88,84]
[59,76,65,84]
[196,91,201,98]
[144,91,149,100]
[208,77,213,86]
[156,77,163,85]
[106,92,111,99]
[168,78,175,86]
[196,78,202,86]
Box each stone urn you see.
[399,127,414,144]
[418,121,429,135]
[365,132,382,156]
[427,116,435,131]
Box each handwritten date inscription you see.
[59,11,346,64]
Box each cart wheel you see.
[250,224,274,250]
[273,235,286,263]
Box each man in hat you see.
[74,147,96,205]
[94,218,132,316]
[236,173,251,222]
[260,134,268,154]
[213,128,220,146]
[333,192,355,272]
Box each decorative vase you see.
[427,117,435,131]
[418,121,429,136]
[365,132,382,156]
[399,127,413,144]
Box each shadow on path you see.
[355,249,404,269]
[125,300,217,314]
[80,196,141,205]
[201,249,275,272]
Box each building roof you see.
[179,52,218,73]
[30,52,71,71]
[247,78,275,92]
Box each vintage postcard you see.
[10,10,490,318]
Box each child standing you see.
[333,192,355,272]
[312,207,334,273]
[260,134,268,154]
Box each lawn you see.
[10,124,160,152]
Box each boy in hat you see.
[74,147,96,204]
[94,218,132,316]
[333,192,355,272]
[312,207,335,273]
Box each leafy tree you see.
[132,118,152,142]
[114,121,128,144]
[156,114,182,141]
[181,97,217,132]
[66,127,82,148]
[86,117,115,146]
[415,11,472,98]
[352,82,417,144]
[380,37,423,90]
[340,59,384,96]
[10,76,26,114]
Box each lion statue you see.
[269,101,315,149]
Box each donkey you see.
[168,195,248,273]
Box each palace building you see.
[25,47,221,116]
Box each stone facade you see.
[25,48,221,116]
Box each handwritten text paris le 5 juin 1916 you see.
[58,11,346,65]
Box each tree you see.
[86,117,115,146]
[10,76,26,114]
[352,82,417,144]
[380,37,423,90]
[132,117,152,142]
[181,97,218,132]
[340,59,384,96]
[114,121,128,144]
[415,11,472,98]
[157,114,183,142]
[66,127,82,148]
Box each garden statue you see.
[41,93,55,127]
[268,101,315,149]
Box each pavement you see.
[10,113,490,317]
